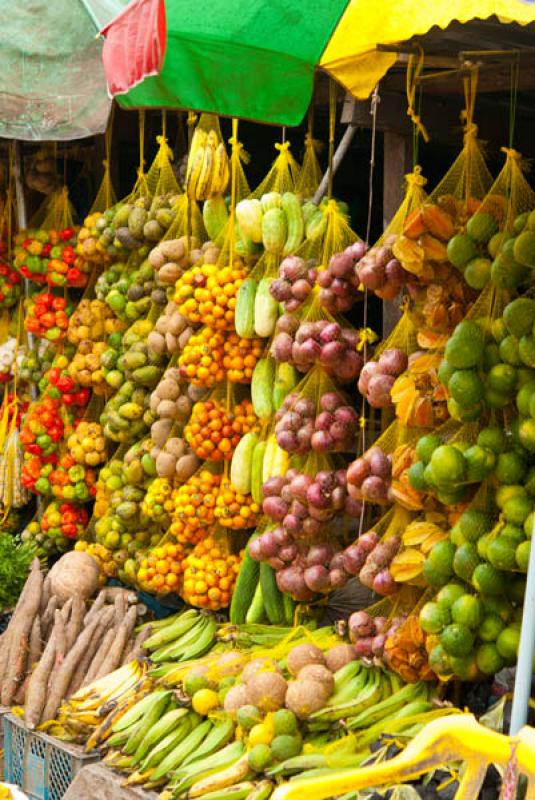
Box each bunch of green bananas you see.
[141,609,218,682]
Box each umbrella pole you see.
[313,99,357,205]
[509,512,535,734]
[12,140,35,385]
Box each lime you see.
[419,601,450,634]
[444,332,484,370]
[516,540,531,571]
[487,363,517,395]
[516,381,535,416]
[436,486,470,506]
[517,368,535,387]
[492,318,508,343]
[438,360,455,388]
[467,212,498,244]
[524,471,535,498]
[428,644,452,678]
[477,533,491,559]
[453,542,481,582]
[503,494,532,525]
[479,613,506,643]
[436,583,467,609]
[503,297,535,338]
[519,336,535,369]
[464,445,496,482]
[486,537,518,571]
[248,744,273,772]
[447,234,478,269]
[464,257,491,289]
[416,434,441,464]
[484,386,509,410]
[440,623,475,657]
[427,540,456,573]
[430,445,466,485]
[482,595,513,622]
[482,343,501,371]
[236,705,263,731]
[477,426,506,454]
[408,461,428,492]
[422,558,452,589]
[496,484,527,510]
[272,709,298,736]
[449,654,479,681]
[476,643,505,675]
[501,524,525,544]
[451,594,483,629]
[447,398,482,422]
[496,627,520,664]
[184,672,210,697]
[450,524,466,547]
[495,451,527,485]
[524,512,535,538]
[423,463,437,488]
[249,723,274,747]
[472,563,505,596]
[271,735,302,761]
[519,418,535,452]
[448,370,485,407]
[459,510,490,542]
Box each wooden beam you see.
[382,132,412,338]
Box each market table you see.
[63,763,158,800]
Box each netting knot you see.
[462,121,478,143]
[357,327,379,351]
[405,165,427,188]
[275,141,291,154]
[500,146,521,162]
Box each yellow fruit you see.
[192,688,220,715]
[248,722,274,747]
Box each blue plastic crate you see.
[3,713,98,800]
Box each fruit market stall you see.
[4,8,535,795]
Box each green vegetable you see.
[0,535,39,609]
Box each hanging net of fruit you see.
[180,528,244,610]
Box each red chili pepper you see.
[59,227,74,241]
[56,375,75,393]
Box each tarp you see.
[102,0,535,126]
[0,0,127,141]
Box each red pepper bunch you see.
[41,501,89,540]
[25,292,74,341]
[48,453,98,502]
[39,366,90,408]
[14,227,89,287]
[20,396,65,457]
[0,261,23,308]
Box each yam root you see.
[28,616,42,669]
[25,612,62,729]
[2,559,43,705]
[41,614,101,723]
[66,595,85,650]
[52,611,67,674]
[83,590,105,626]
[67,606,115,697]
[96,606,137,679]
[40,575,52,616]
[113,592,127,627]
[41,596,58,640]
[122,625,152,664]
[82,628,115,687]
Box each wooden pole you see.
[381,131,411,338]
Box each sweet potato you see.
[42,614,101,723]
[122,625,152,664]
[2,559,43,705]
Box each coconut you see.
[285,679,328,718]
[325,644,357,672]
[246,672,288,712]
[214,651,248,678]
[223,684,249,714]
[297,664,334,695]
[241,657,282,685]
[286,644,326,677]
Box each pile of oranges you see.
[184,399,259,461]
[181,536,243,610]
[179,328,226,387]
[67,421,107,466]
[214,478,261,530]
[223,333,264,383]
[136,542,188,594]
[175,262,246,331]
[169,470,221,544]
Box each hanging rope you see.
[406,47,430,145]
[327,80,337,199]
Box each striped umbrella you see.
[101,0,535,126]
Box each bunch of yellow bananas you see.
[43,661,151,745]
[186,128,230,201]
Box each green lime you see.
[464,445,496,482]
[271,735,302,761]
[416,434,441,464]
[248,744,273,772]
[459,510,490,542]
[476,643,505,675]
[516,381,535,416]
[438,360,455,388]
[272,709,298,736]
[477,426,506,454]
[494,450,527,485]
[236,705,263,731]
[449,654,479,681]
[519,418,535,452]
[486,537,518,571]
[436,583,467,609]
[492,318,508,344]
[496,627,520,664]
[487,363,517,395]
[472,563,505,596]
[430,445,466,485]
[428,644,452,678]
[482,343,501,371]
[453,542,481,582]
[444,332,484,370]
[419,602,450,634]
[464,257,491,289]
[524,512,535,538]
[408,461,428,492]
[495,484,527,511]
[448,370,485,407]
[482,596,513,622]
[451,594,483,629]
[516,540,531,571]
[479,614,506,643]
[440,624,475,657]
[503,494,532,525]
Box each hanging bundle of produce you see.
[23,502,90,555]
[24,290,74,341]
[295,113,323,200]
[186,114,230,201]
[180,528,243,610]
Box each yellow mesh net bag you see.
[295,117,323,200]
[185,114,230,202]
